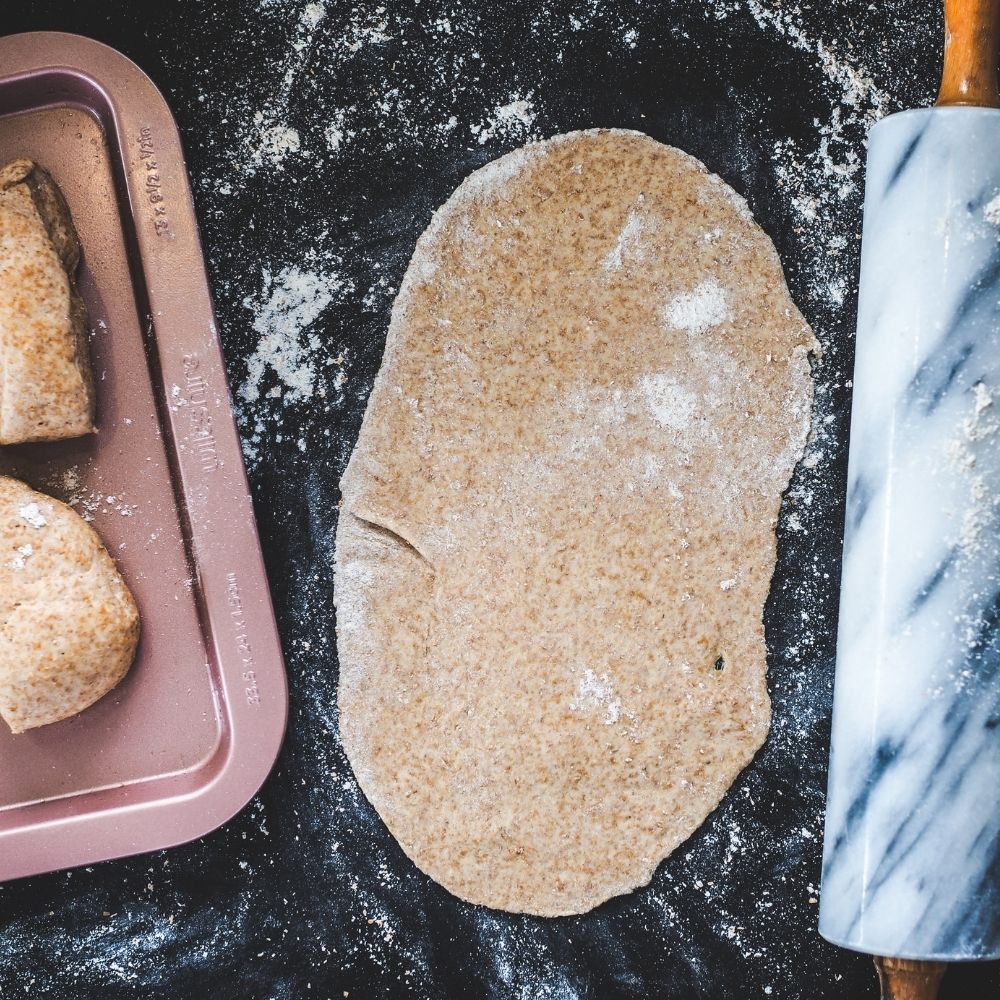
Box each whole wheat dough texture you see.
[0,476,139,733]
[335,129,817,915]
[0,159,95,444]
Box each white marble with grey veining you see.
[820,107,1000,960]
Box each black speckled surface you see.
[1,1,998,997]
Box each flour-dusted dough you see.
[335,129,817,915]
[0,159,95,444]
[0,476,139,733]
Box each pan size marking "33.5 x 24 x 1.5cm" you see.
[226,571,262,708]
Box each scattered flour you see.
[334,7,391,53]
[638,373,698,430]
[603,202,647,272]
[20,464,140,526]
[975,381,993,415]
[953,381,998,556]
[234,249,354,468]
[18,502,48,529]
[985,194,1000,226]
[244,1,329,174]
[60,486,137,523]
[569,669,623,726]
[240,265,342,403]
[728,0,887,114]
[663,278,731,334]
[325,106,353,152]
[472,94,538,146]
[252,122,301,167]
[9,543,33,570]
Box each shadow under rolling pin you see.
[820,1,1000,997]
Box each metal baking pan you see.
[0,31,287,880]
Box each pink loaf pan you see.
[0,32,287,880]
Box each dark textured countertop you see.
[1,1,997,997]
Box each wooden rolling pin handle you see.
[937,0,1000,107]
[874,956,948,1000]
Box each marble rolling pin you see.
[820,1,1000,996]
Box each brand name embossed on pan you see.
[182,354,220,473]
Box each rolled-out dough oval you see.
[334,128,816,915]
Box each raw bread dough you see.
[0,159,94,444]
[0,476,139,733]
[334,129,817,915]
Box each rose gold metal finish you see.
[0,32,287,881]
